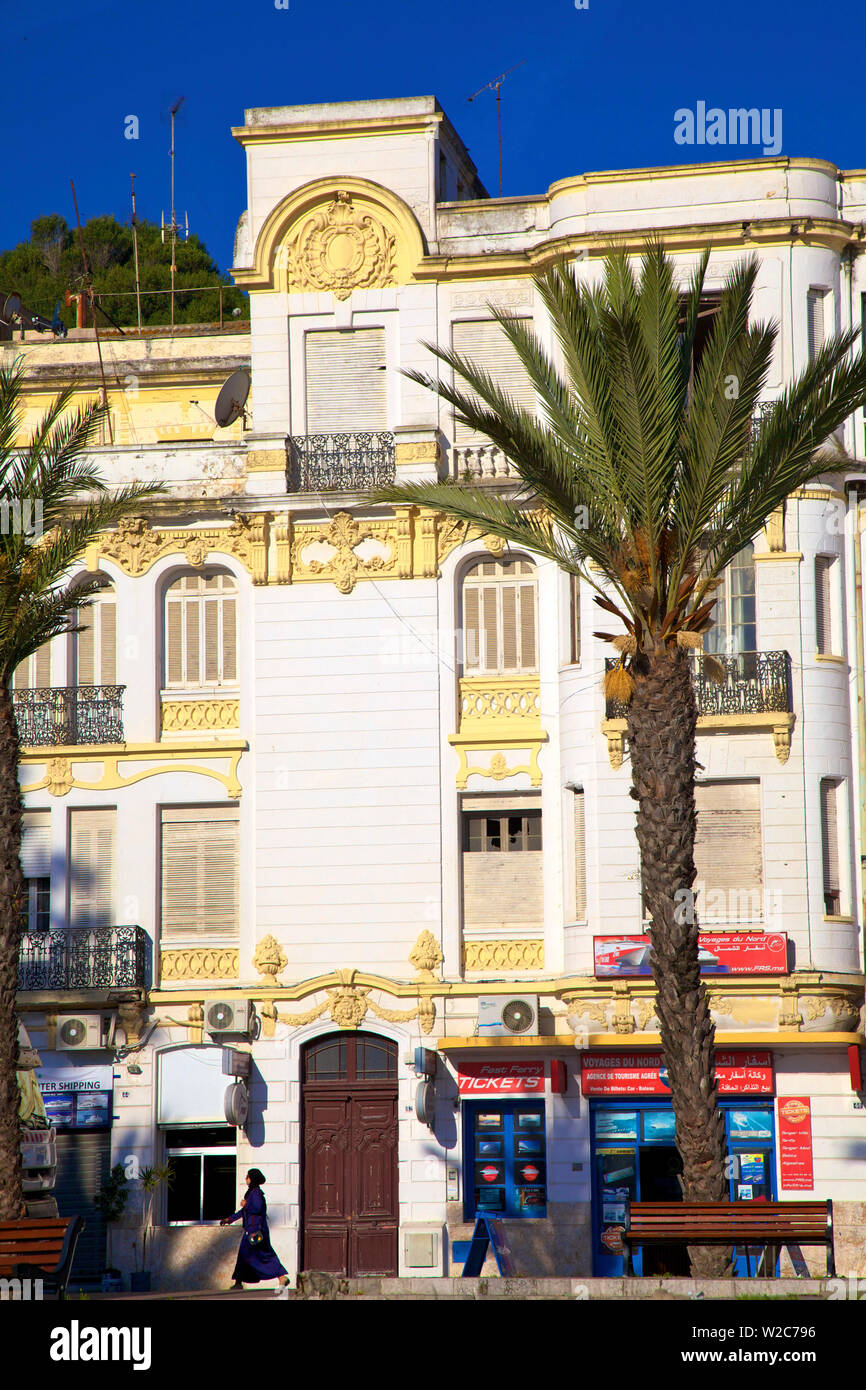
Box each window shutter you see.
[481,585,499,670]
[464,586,480,670]
[694,782,762,922]
[100,599,116,684]
[573,789,586,920]
[451,319,535,445]
[570,573,581,663]
[185,604,200,685]
[204,600,219,683]
[815,556,833,654]
[35,642,51,689]
[222,598,237,682]
[161,807,239,940]
[77,611,95,685]
[305,329,387,433]
[166,602,183,685]
[807,290,825,363]
[519,584,536,668]
[21,811,51,879]
[820,779,840,896]
[69,809,116,931]
[501,584,518,669]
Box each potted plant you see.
[130,1162,174,1294]
[94,1163,129,1292]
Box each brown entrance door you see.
[302,1033,398,1276]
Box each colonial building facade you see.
[10,95,866,1286]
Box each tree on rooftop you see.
[375,243,866,1275]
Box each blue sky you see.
[4,0,864,274]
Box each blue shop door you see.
[725,1106,777,1276]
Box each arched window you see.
[163,570,238,690]
[461,558,537,675]
[71,575,116,686]
[704,543,756,657]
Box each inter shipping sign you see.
[457,1062,545,1095]
[580,1051,774,1096]
[593,933,788,978]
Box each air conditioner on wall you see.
[478,995,539,1037]
[56,1015,106,1051]
[205,999,253,1036]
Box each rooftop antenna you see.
[467,60,526,198]
[70,179,114,443]
[130,172,142,333]
[162,96,188,331]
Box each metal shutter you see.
[694,781,762,922]
[161,807,239,939]
[815,556,833,654]
[451,319,535,444]
[69,809,116,931]
[21,811,51,878]
[54,1130,110,1278]
[305,328,387,433]
[820,779,840,901]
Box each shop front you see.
[583,1049,778,1276]
[35,1058,115,1277]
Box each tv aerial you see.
[467,60,527,198]
[214,369,250,428]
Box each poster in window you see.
[43,1094,74,1128]
[476,1112,503,1130]
[518,1187,545,1211]
[514,1110,543,1131]
[476,1186,505,1211]
[476,1139,502,1158]
[76,1091,111,1127]
[596,1111,639,1141]
[516,1137,542,1156]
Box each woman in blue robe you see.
[221,1169,290,1291]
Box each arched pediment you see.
[233,176,427,295]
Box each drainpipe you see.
[849,480,866,972]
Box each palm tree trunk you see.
[627,643,731,1278]
[0,679,25,1220]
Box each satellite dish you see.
[215,369,250,428]
[0,292,22,323]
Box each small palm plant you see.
[376,243,866,1274]
[0,362,163,1220]
[136,1163,175,1274]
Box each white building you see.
[11,96,866,1286]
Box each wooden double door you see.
[301,1033,398,1276]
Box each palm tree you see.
[0,362,162,1220]
[376,245,866,1275]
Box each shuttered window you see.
[460,798,543,931]
[304,328,387,434]
[73,580,117,685]
[807,289,826,363]
[694,781,763,923]
[820,778,841,915]
[21,810,51,932]
[451,319,535,444]
[13,641,51,690]
[164,571,238,690]
[463,558,537,674]
[68,809,116,931]
[569,574,581,664]
[54,1131,110,1276]
[573,789,586,921]
[161,806,240,941]
[815,555,834,655]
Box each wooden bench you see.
[621,1201,834,1277]
[0,1216,84,1299]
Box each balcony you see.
[451,444,520,484]
[13,686,125,747]
[18,925,149,991]
[602,651,795,767]
[287,432,396,492]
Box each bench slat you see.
[621,1200,834,1278]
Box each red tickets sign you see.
[457,1062,545,1094]
[580,1050,774,1096]
[778,1096,814,1190]
[594,933,788,978]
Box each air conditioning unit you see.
[478,995,539,1037]
[206,999,253,1036]
[56,1015,106,1051]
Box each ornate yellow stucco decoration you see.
[253,935,288,985]
[458,678,542,734]
[187,1003,204,1044]
[763,505,786,553]
[117,1001,147,1046]
[45,757,73,797]
[409,930,443,980]
[161,700,240,733]
[268,967,437,1035]
[292,511,407,593]
[284,191,397,300]
[20,742,245,799]
[394,440,441,466]
[97,513,271,583]
[449,739,545,789]
[259,1001,278,1038]
[483,535,507,558]
[464,940,544,972]
[160,948,240,982]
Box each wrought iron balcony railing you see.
[605,650,792,720]
[287,431,396,492]
[18,925,149,991]
[13,685,125,747]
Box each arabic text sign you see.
[457,1062,545,1095]
[580,1051,774,1096]
[593,934,788,978]
[778,1096,814,1190]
